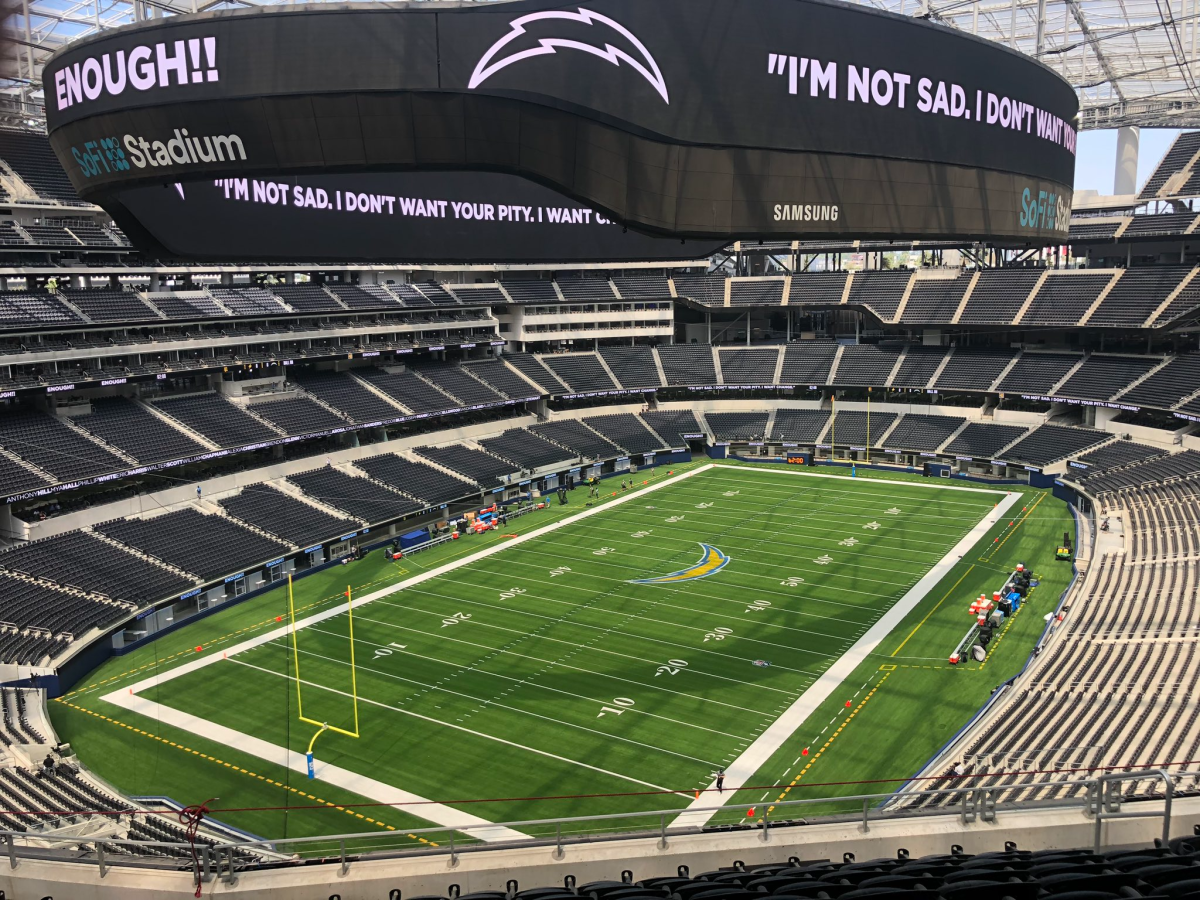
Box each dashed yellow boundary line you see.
[981,492,1047,562]
[765,671,891,815]
[53,698,437,847]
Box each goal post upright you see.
[288,574,361,782]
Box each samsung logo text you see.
[773,203,840,222]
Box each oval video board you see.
[43,0,1078,252]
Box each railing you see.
[0,771,1191,883]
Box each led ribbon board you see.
[43,0,1078,254]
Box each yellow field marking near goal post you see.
[287,574,360,778]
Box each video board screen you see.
[111,170,724,262]
[44,0,1078,245]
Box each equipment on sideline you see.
[1056,531,1074,561]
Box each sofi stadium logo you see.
[468,8,669,104]
[53,37,218,112]
[629,543,730,584]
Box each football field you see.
[69,462,1027,844]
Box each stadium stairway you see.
[411,367,466,407]
[200,499,300,549]
[135,397,221,451]
[763,409,777,442]
[349,369,418,415]
[273,477,369,524]
[711,347,724,384]
[594,353,623,389]
[83,526,199,583]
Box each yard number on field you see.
[374,642,407,659]
[704,626,733,642]
[655,659,688,676]
[597,697,636,717]
[593,547,616,556]
[442,611,471,628]
[499,587,527,600]
[746,598,772,613]
[780,575,805,587]
[631,530,653,538]
[548,566,571,577]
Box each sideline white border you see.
[668,483,1022,829]
[101,463,715,842]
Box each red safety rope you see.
[178,797,215,898]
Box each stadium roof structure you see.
[3,0,1200,129]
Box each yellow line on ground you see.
[765,672,891,815]
[891,564,976,658]
[981,492,1046,562]
[51,698,436,846]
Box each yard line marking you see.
[283,638,752,741]
[499,535,941,588]
[310,622,784,712]
[484,550,896,610]
[369,594,847,669]
[400,582,861,652]
[225,658,693,796]
[669,488,1022,829]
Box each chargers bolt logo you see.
[469,7,669,104]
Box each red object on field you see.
[451,532,459,539]
[801,747,809,756]
[695,790,700,799]
[949,653,960,664]
[502,534,518,539]
[846,700,852,707]
[275,616,282,622]
[195,646,202,652]
[642,480,648,485]
[392,552,403,560]
[747,807,755,817]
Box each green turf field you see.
[49,461,1075,851]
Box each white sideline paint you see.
[106,689,529,843]
[101,464,715,841]
[668,485,1023,830]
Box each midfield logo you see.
[468,7,669,104]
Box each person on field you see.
[716,769,725,793]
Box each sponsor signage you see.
[45,0,1076,246]
[223,571,246,583]
[1020,393,1140,412]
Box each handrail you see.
[2,771,1196,878]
